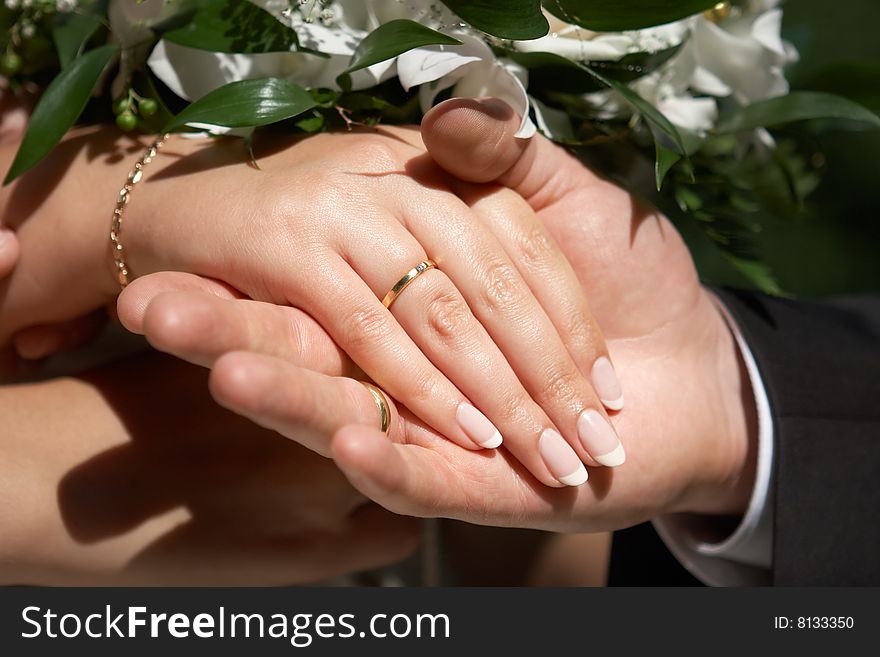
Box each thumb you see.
[421,97,594,209]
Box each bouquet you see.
[2,0,878,291]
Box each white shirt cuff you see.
[653,295,774,586]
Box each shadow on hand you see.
[55,353,360,568]
[2,127,148,230]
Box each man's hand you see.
[420,98,758,518]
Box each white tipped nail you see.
[477,430,503,449]
[577,409,625,468]
[592,357,624,411]
[594,442,627,467]
[456,403,503,449]
[558,463,589,487]
[601,394,625,412]
[539,429,589,487]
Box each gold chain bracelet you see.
[110,134,169,291]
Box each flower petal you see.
[397,32,490,91]
[398,47,481,91]
[452,59,536,138]
[692,18,789,104]
[658,94,717,132]
[750,9,786,57]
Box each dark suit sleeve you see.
[714,289,880,585]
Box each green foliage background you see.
[690,0,880,296]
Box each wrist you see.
[34,126,152,301]
[122,135,240,282]
[0,127,152,338]
[677,292,758,516]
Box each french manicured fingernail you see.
[539,429,588,486]
[578,409,626,467]
[592,356,624,411]
[456,403,502,449]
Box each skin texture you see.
[118,98,758,534]
[0,125,625,487]
[0,351,418,585]
[0,90,27,375]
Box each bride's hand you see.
[2,126,624,487]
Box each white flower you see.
[632,73,718,132]
[548,3,798,133]
[398,32,536,138]
[147,0,413,104]
[684,7,798,105]
[146,0,537,136]
[511,9,711,133]
[109,0,179,50]
[512,11,692,62]
[109,0,183,99]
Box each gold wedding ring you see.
[360,382,391,435]
[381,260,437,308]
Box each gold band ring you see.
[360,382,391,435]
[381,260,437,308]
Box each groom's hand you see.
[421,98,758,518]
[423,99,757,517]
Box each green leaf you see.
[295,111,326,134]
[504,51,603,94]
[655,141,681,191]
[441,1,548,40]
[581,64,687,155]
[543,0,718,32]
[5,44,119,185]
[505,43,682,96]
[715,91,880,133]
[163,0,298,54]
[162,78,317,132]
[343,20,461,76]
[588,44,683,84]
[52,9,104,68]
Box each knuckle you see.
[479,261,525,313]
[348,137,402,171]
[539,366,582,405]
[517,223,556,269]
[345,305,394,352]
[407,368,444,406]
[494,389,534,426]
[424,287,473,342]
[307,171,352,212]
[561,311,594,349]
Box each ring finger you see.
[396,190,624,470]
[344,223,588,487]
